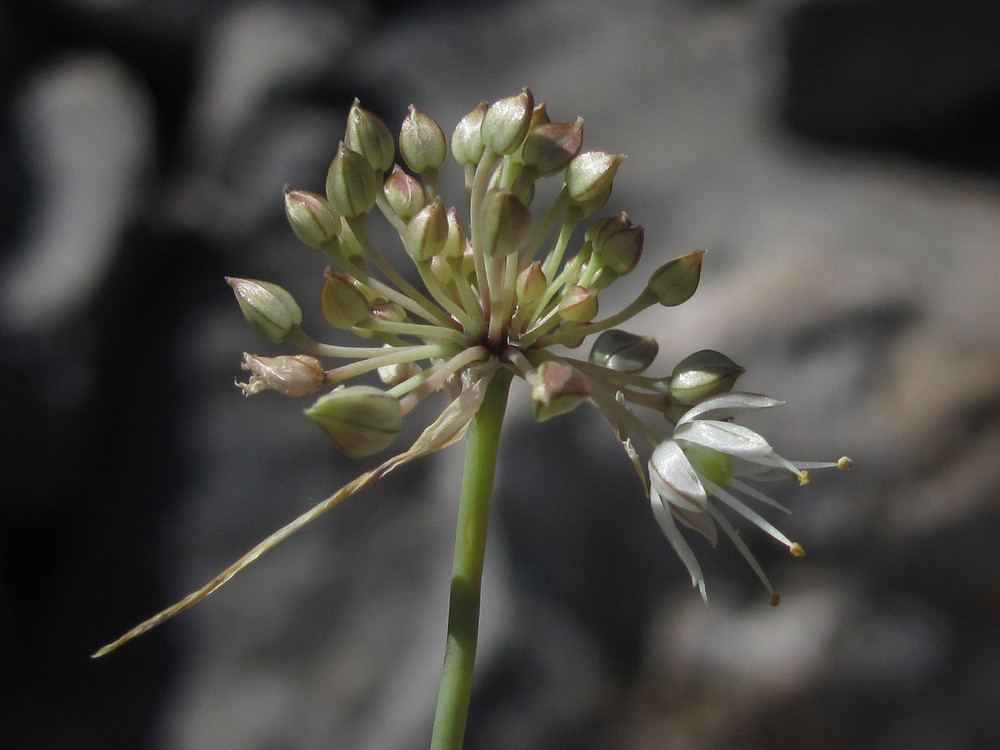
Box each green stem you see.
[430,368,513,750]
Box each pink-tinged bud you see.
[321,269,371,329]
[646,250,705,307]
[326,142,379,218]
[481,89,534,155]
[516,261,547,304]
[305,385,402,458]
[565,151,625,204]
[529,360,590,422]
[284,187,339,249]
[344,99,395,174]
[441,207,468,259]
[403,198,449,261]
[521,118,584,177]
[238,353,325,397]
[668,349,744,405]
[558,284,598,322]
[479,188,531,257]
[451,101,488,166]
[589,330,659,374]
[383,165,427,223]
[399,105,447,174]
[226,277,302,342]
[588,212,644,275]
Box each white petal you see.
[649,440,708,512]
[701,476,795,548]
[678,392,784,424]
[705,504,774,594]
[650,489,708,601]
[672,504,719,547]
[675,420,774,458]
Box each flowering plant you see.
[95,90,850,748]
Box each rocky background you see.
[3,0,999,748]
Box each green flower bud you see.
[588,212,644,276]
[558,284,598,322]
[587,266,619,291]
[326,142,379,218]
[668,349,745,405]
[404,198,448,261]
[321,269,371,329]
[441,207,468,259]
[305,385,402,458]
[521,118,584,176]
[530,360,590,422]
[237,353,325,397]
[646,250,705,307]
[451,101,488,166]
[588,330,658,373]
[399,105,447,174]
[337,217,366,260]
[479,188,531,257]
[481,89,534,155]
[383,165,426,223]
[344,99,395,174]
[370,299,408,324]
[284,187,340,249]
[516,261,547,304]
[565,151,625,204]
[226,277,302,342]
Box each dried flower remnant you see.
[95,89,850,660]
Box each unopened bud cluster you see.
[227,90,849,600]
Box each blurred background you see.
[3,0,999,748]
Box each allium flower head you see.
[94,90,851,657]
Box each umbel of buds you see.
[94,89,852,666]
[231,88,849,600]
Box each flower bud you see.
[326,142,379,218]
[305,385,402,458]
[565,151,625,204]
[226,277,302,342]
[337,217,366,260]
[451,101,488,166]
[521,118,584,176]
[557,285,598,322]
[378,347,422,386]
[588,212,644,276]
[668,349,744,405]
[481,89,534,155]
[516,261,547,304]
[238,353,325,397]
[399,105,447,175]
[383,165,426,223]
[404,198,449,261]
[370,299,408,324]
[587,266,619,291]
[589,330,658,374]
[479,188,531,257]
[441,207,468,259]
[646,250,705,307]
[530,360,590,422]
[284,187,339,249]
[344,99,395,174]
[321,269,371,329]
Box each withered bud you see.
[238,353,325,397]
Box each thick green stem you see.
[430,369,513,750]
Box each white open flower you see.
[648,392,850,603]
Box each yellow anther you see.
[789,542,805,557]
[798,470,811,486]
[838,456,853,471]
[770,592,781,607]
